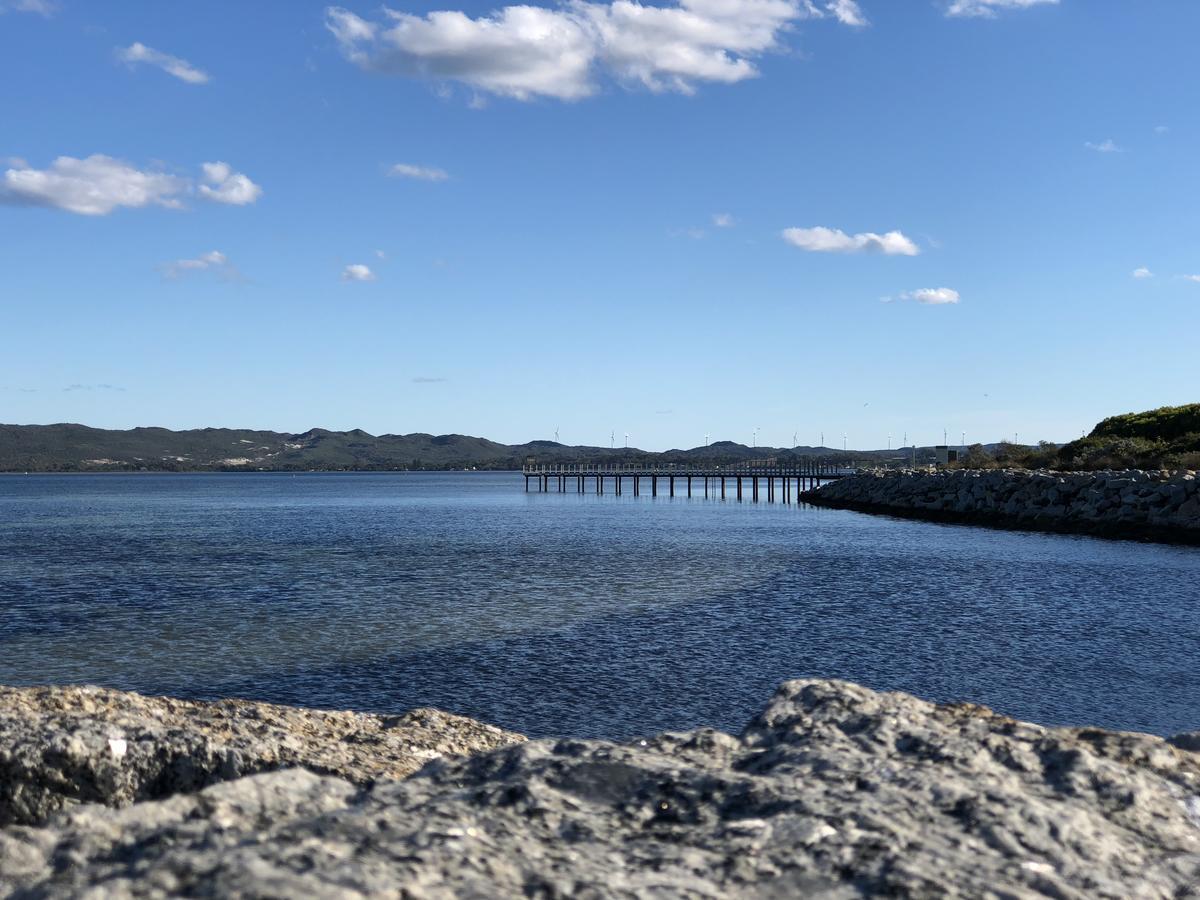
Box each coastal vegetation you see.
[950,404,1200,472]
[1057,404,1200,470]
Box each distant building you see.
[934,445,960,465]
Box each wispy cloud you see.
[1085,138,1124,154]
[341,263,376,282]
[64,383,126,392]
[944,0,1057,18]
[1154,125,1170,135]
[326,0,865,103]
[117,42,210,84]
[883,287,960,305]
[1132,267,1153,280]
[162,250,240,280]
[711,212,734,228]
[412,376,448,383]
[823,0,868,26]
[782,226,920,256]
[1,0,58,17]
[1,155,261,215]
[1181,275,1200,284]
[389,163,449,181]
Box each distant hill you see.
[0,424,907,472]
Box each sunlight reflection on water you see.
[2,472,1198,739]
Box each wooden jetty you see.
[521,459,849,503]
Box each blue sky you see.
[1,0,1196,451]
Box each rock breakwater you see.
[3,680,1200,897]
[807,469,1200,543]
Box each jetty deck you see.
[521,460,849,503]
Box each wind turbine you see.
[624,432,629,449]
[793,431,798,448]
[555,426,559,443]
[610,430,614,449]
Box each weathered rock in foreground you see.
[808,468,1200,544]
[4,680,1200,898]
[0,685,524,828]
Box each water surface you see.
[1,472,1197,738]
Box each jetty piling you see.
[522,459,848,503]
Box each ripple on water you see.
[1,472,1198,738]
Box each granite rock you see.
[808,469,1200,543]
[4,679,1200,898]
[0,684,524,828]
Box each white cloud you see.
[198,161,262,205]
[1132,267,1153,279]
[1085,139,1124,153]
[389,162,449,181]
[342,263,377,282]
[1154,125,1170,135]
[711,212,734,227]
[162,250,238,280]
[1,0,57,16]
[1,155,187,215]
[782,225,920,256]
[375,249,387,259]
[944,0,1056,18]
[1,156,263,215]
[117,42,210,85]
[326,0,863,102]
[1182,275,1200,284]
[824,0,867,26]
[885,287,960,305]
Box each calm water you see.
[1,472,1198,739]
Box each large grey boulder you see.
[0,685,524,828]
[4,679,1200,898]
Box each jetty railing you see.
[520,459,851,503]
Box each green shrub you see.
[1091,404,1200,442]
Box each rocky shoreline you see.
[805,468,1200,545]
[3,682,1200,897]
